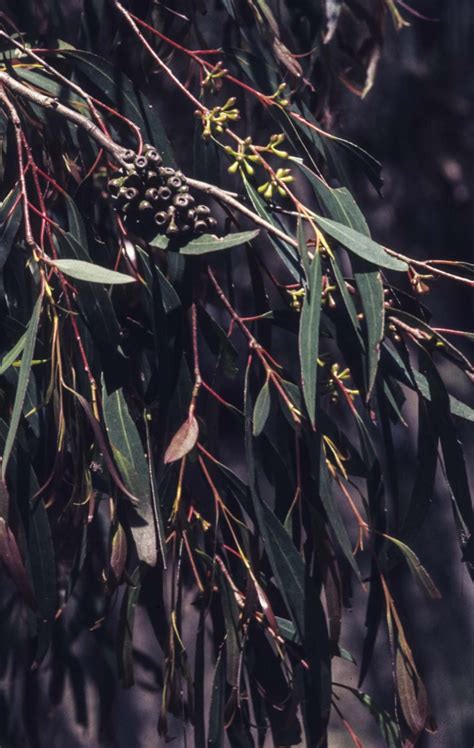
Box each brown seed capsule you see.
[194,219,208,232]
[154,211,169,226]
[123,187,139,202]
[195,205,211,216]
[180,224,191,233]
[177,184,190,194]
[206,217,218,229]
[138,200,154,213]
[134,154,148,170]
[145,187,160,202]
[187,209,196,221]
[145,147,162,164]
[167,175,183,190]
[166,210,179,235]
[157,186,172,201]
[107,178,123,195]
[146,169,160,182]
[123,172,142,189]
[173,194,193,209]
[122,149,136,162]
[159,166,176,178]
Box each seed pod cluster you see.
[108,145,217,237]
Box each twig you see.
[0,71,129,166]
[187,176,298,249]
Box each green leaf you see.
[52,258,136,284]
[2,293,43,481]
[418,348,474,538]
[61,50,175,165]
[383,534,441,599]
[318,452,360,578]
[354,261,384,397]
[253,380,271,436]
[314,215,408,271]
[179,230,259,255]
[102,386,157,566]
[0,331,27,375]
[208,650,226,748]
[299,252,322,428]
[117,566,141,687]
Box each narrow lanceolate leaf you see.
[0,518,37,609]
[314,215,408,271]
[319,451,360,578]
[253,380,271,436]
[208,650,226,748]
[384,534,441,600]
[2,293,43,481]
[117,566,141,687]
[179,229,259,255]
[0,332,27,375]
[51,258,137,284]
[353,260,384,397]
[103,386,157,567]
[299,251,322,428]
[396,648,430,739]
[163,415,198,463]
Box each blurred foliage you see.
[0,1,472,746]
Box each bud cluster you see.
[107,145,217,236]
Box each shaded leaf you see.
[253,380,271,436]
[2,293,43,481]
[299,251,322,428]
[208,650,226,748]
[0,517,36,609]
[103,386,157,566]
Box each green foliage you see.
[0,1,472,745]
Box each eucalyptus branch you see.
[0,70,130,166]
[186,176,299,249]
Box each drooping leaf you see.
[163,415,199,463]
[102,386,157,566]
[52,258,136,284]
[314,215,408,271]
[0,331,27,375]
[117,566,142,688]
[0,518,37,609]
[299,251,322,428]
[208,650,226,748]
[2,292,43,481]
[253,380,271,436]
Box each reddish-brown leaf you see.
[0,518,37,610]
[163,415,198,464]
[396,647,429,740]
